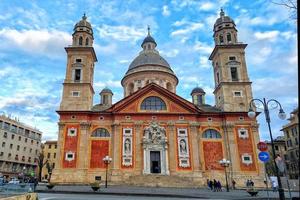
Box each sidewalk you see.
[36,184,300,199]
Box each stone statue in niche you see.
[179,139,187,154]
[124,138,131,154]
[143,122,166,144]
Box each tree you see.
[36,144,48,182]
[272,0,297,20]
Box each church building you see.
[51,10,264,187]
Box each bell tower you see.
[59,14,97,111]
[209,9,253,112]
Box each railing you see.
[0,183,35,198]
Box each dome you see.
[214,9,235,28]
[191,87,205,95]
[100,87,113,94]
[73,14,92,32]
[141,35,157,47]
[126,52,172,73]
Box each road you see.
[38,193,195,200]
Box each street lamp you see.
[219,158,230,192]
[103,155,112,188]
[248,98,286,200]
[22,166,26,183]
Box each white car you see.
[8,178,20,184]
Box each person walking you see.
[213,179,217,192]
[232,179,236,189]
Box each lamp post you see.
[103,155,112,188]
[219,158,230,192]
[248,98,286,200]
[22,166,26,183]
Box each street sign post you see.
[257,142,268,151]
[258,151,270,162]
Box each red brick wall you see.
[62,125,79,168]
[203,141,223,170]
[90,140,109,168]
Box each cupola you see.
[72,14,94,47]
[191,87,206,106]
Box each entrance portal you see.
[150,151,161,173]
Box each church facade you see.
[51,10,264,187]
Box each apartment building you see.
[41,140,57,181]
[281,107,299,179]
[0,114,42,178]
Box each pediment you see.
[111,83,199,114]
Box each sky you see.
[0,0,298,142]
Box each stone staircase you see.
[124,174,202,188]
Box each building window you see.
[47,153,50,159]
[238,128,249,139]
[49,145,52,149]
[72,91,80,97]
[275,145,279,150]
[3,132,7,138]
[18,136,21,141]
[18,128,24,134]
[10,144,13,149]
[91,128,110,137]
[67,127,77,136]
[30,148,32,153]
[55,145,57,149]
[125,116,131,120]
[65,152,75,161]
[54,153,56,159]
[76,58,81,63]
[239,116,244,121]
[286,130,290,138]
[24,147,26,151]
[227,33,232,43]
[141,96,166,110]
[233,91,242,97]
[295,137,298,145]
[202,129,221,138]
[0,152,3,156]
[179,116,184,120]
[17,145,20,151]
[25,129,29,136]
[31,140,33,144]
[216,72,220,84]
[229,56,236,61]
[219,34,224,44]
[230,67,238,81]
[85,38,89,46]
[79,36,83,45]
[11,134,14,139]
[74,69,81,82]
[2,142,5,147]
[242,154,253,165]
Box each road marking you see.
[40,198,56,200]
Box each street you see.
[38,193,195,200]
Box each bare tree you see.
[36,144,48,182]
[272,0,297,20]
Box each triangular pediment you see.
[110,83,200,114]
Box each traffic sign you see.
[258,152,270,162]
[257,142,268,151]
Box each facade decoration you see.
[51,10,265,188]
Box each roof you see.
[141,35,157,47]
[196,104,221,112]
[73,14,93,33]
[127,52,172,73]
[91,104,112,112]
[100,88,113,94]
[214,9,235,28]
[191,87,205,95]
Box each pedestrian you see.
[216,180,222,191]
[209,180,213,191]
[213,179,217,192]
[33,177,38,192]
[232,179,236,189]
[250,179,254,187]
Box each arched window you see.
[141,96,166,110]
[202,129,221,138]
[128,83,134,95]
[85,38,89,46]
[79,36,83,45]
[227,33,232,43]
[91,128,110,137]
[219,34,224,44]
[166,82,172,91]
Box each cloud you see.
[162,5,171,16]
[171,22,204,38]
[254,30,279,42]
[199,56,210,68]
[97,25,145,42]
[199,2,215,11]
[193,41,213,55]
[160,49,179,58]
[94,80,122,89]
[0,29,71,58]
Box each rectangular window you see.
[74,69,81,82]
[76,58,82,63]
[234,91,242,97]
[295,137,298,145]
[11,125,17,133]
[3,132,7,138]
[54,153,56,159]
[47,153,50,159]
[18,127,24,134]
[2,142,5,147]
[72,91,80,97]
[17,145,20,151]
[10,144,13,149]
[216,72,220,84]
[229,56,236,61]
[25,129,30,136]
[24,147,26,151]
[4,122,10,130]
[11,134,15,139]
[55,145,57,149]
[18,136,21,141]
[275,145,279,150]
[30,148,32,153]
[230,67,238,81]
[0,152,3,156]
[49,144,52,149]
[0,120,2,129]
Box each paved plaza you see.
[36,185,300,199]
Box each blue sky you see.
[0,0,297,141]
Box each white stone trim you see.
[241,153,253,165]
[177,128,190,168]
[65,151,75,162]
[238,128,249,139]
[122,128,133,166]
[67,127,77,137]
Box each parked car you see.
[8,178,20,184]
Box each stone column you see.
[78,122,91,169]
[134,121,143,174]
[111,122,121,182]
[167,121,176,174]
[190,122,201,171]
[222,121,235,181]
